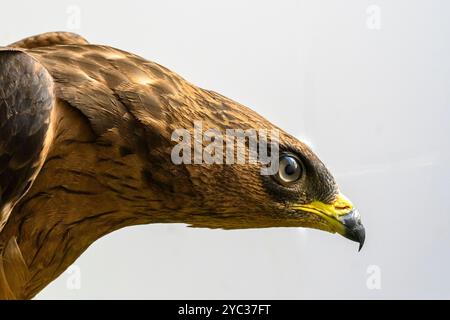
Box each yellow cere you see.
[292,193,354,233]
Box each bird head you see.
[146,91,365,251]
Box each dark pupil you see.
[284,160,297,175]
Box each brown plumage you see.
[0,32,364,299]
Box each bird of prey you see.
[0,32,365,299]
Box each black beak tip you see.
[357,227,366,252]
[339,209,365,252]
[345,225,365,252]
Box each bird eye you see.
[275,154,303,185]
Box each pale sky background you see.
[1,0,449,299]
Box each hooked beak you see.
[293,194,365,251]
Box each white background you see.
[1,0,449,299]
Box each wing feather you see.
[0,49,55,229]
[8,31,89,49]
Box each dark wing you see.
[0,48,55,229]
[8,32,89,49]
